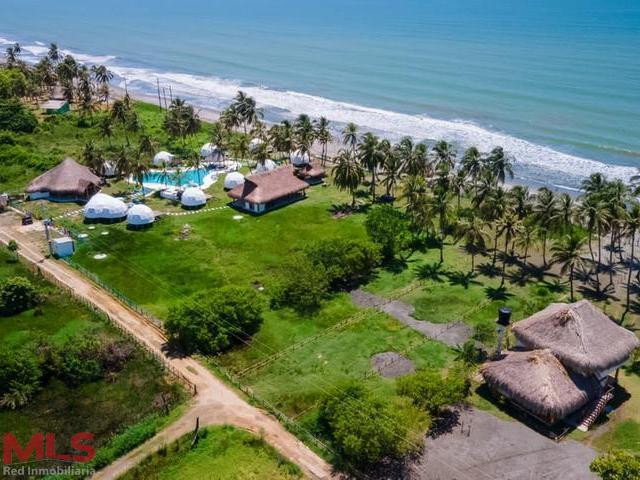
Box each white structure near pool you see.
[153,151,175,167]
[84,193,128,221]
[224,172,245,190]
[127,204,155,228]
[200,143,225,164]
[181,187,206,209]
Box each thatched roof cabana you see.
[512,300,639,377]
[26,158,101,201]
[228,165,309,205]
[482,349,601,424]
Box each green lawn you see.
[0,251,185,460]
[119,425,302,480]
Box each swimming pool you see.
[142,168,213,188]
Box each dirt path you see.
[0,212,334,480]
[351,289,472,346]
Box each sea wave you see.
[2,35,637,189]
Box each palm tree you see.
[164,98,201,145]
[581,173,607,196]
[455,217,488,272]
[484,186,508,267]
[91,65,113,105]
[269,120,294,161]
[98,116,114,146]
[313,117,332,166]
[496,211,522,286]
[220,105,241,132]
[485,146,514,184]
[557,193,575,231]
[432,140,456,171]
[47,43,61,64]
[380,144,403,199]
[460,146,483,194]
[232,91,262,133]
[293,114,315,161]
[342,123,358,153]
[622,202,640,322]
[332,149,364,208]
[357,133,383,201]
[129,155,151,191]
[551,230,588,302]
[451,169,467,211]
[532,187,559,267]
[111,99,131,144]
[82,141,104,175]
[114,146,131,182]
[508,185,532,221]
[515,222,537,264]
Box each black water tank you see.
[497,307,512,327]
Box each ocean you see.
[1,0,639,191]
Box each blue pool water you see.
[142,168,209,187]
[2,0,639,190]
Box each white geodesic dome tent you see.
[200,143,224,163]
[127,204,155,226]
[153,151,175,167]
[224,172,245,190]
[290,149,310,166]
[254,159,277,173]
[181,187,206,208]
[84,193,128,220]
[249,137,264,152]
[101,161,117,177]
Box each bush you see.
[304,238,381,290]
[318,381,429,467]
[590,451,640,480]
[397,366,470,415]
[0,347,43,409]
[55,337,104,386]
[0,99,37,133]
[0,68,27,99]
[271,255,329,313]
[166,286,264,355]
[365,205,410,260]
[0,276,40,316]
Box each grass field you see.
[0,250,185,460]
[120,425,302,480]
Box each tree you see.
[6,240,18,261]
[55,337,103,386]
[365,205,410,260]
[166,286,264,355]
[578,195,608,292]
[271,256,329,313]
[590,451,640,480]
[342,122,358,153]
[496,210,522,286]
[622,201,640,322]
[551,230,588,302]
[313,117,332,166]
[0,68,28,99]
[0,347,42,409]
[293,114,315,160]
[164,98,201,144]
[98,115,114,146]
[397,367,470,415]
[485,146,513,184]
[432,140,456,171]
[48,42,61,63]
[357,133,383,200]
[381,142,403,199]
[460,146,483,195]
[332,149,364,207]
[532,187,559,267]
[455,217,488,272]
[0,100,37,133]
[231,91,262,133]
[82,141,104,175]
[318,382,429,467]
[91,65,113,105]
[0,276,40,316]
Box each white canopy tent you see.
[181,187,206,208]
[84,193,128,220]
[224,172,245,190]
[290,149,310,166]
[127,204,155,226]
[153,151,175,167]
[254,159,277,173]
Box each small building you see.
[224,172,245,190]
[227,165,310,214]
[181,187,206,209]
[295,163,326,185]
[40,99,70,115]
[127,204,155,229]
[153,151,175,167]
[482,300,639,427]
[26,158,101,202]
[83,193,128,222]
[51,237,75,258]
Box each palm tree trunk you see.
[622,229,636,323]
[570,265,575,302]
[471,252,476,273]
[596,223,602,292]
[492,228,499,267]
[542,231,548,267]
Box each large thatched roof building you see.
[482,349,601,425]
[512,300,640,377]
[228,165,310,214]
[26,158,101,202]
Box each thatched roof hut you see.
[26,158,101,201]
[512,300,639,377]
[482,349,601,424]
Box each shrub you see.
[0,347,43,409]
[0,68,27,99]
[271,255,329,313]
[304,238,381,290]
[397,366,470,415]
[0,99,37,133]
[318,381,429,467]
[55,337,103,386]
[166,286,264,355]
[98,340,135,372]
[0,276,40,316]
[365,205,410,260]
[590,450,640,480]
